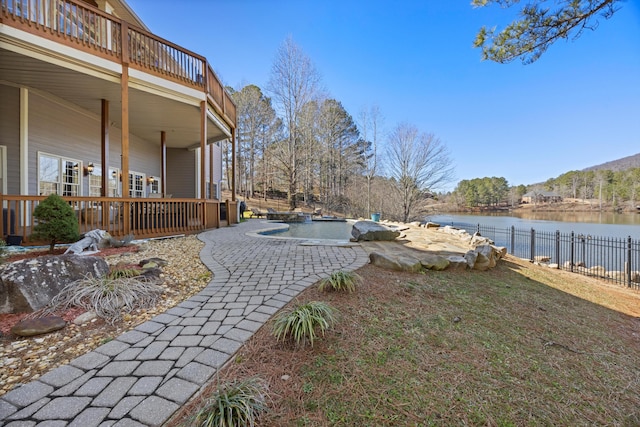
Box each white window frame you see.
[129,171,145,198]
[88,164,120,197]
[37,152,81,196]
[148,176,160,195]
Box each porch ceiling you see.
[0,48,228,148]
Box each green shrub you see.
[318,270,361,293]
[44,275,164,324]
[272,301,336,347]
[190,377,268,427]
[31,194,80,253]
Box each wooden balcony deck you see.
[1,195,238,245]
[0,0,236,127]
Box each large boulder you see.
[352,221,401,242]
[0,255,109,313]
[369,252,422,272]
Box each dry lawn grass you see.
[169,255,640,427]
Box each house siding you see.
[166,147,195,198]
[28,91,161,196]
[0,85,20,195]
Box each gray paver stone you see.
[6,397,49,420]
[164,306,190,316]
[51,370,96,397]
[132,360,173,377]
[33,397,91,420]
[158,346,184,361]
[177,300,201,309]
[237,319,263,332]
[156,377,199,404]
[93,377,137,407]
[175,346,204,368]
[131,336,154,348]
[2,381,54,407]
[181,325,201,335]
[68,407,110,427]
[129,396,179,426]
[169,335,202,347]
[108,395,144,419]
[151,313,179,325]
[75,377,113,396]
[180,316,208,326]
[221,316,243,326]
[95,340,131,357]
[96,361,140,377]
[128,376,163,395]
[194,349,229,369]
[199,321,221,335]
[210,337,242,354]
[207,310,228,321]
[155,325,183,341]
[134,321,164,334]
[246,311,271,323]
[194,309,213,317]
[111,419,147,427]
[117,330,149,345]
[224,327,253,342]
[136,341,169,360]
[30,421,66,427]
[176,362,216,385]
[71,352,111,370]
[114,347,144,361]
[4,421,36,427]
[39,365,84,388]
[0,398,18,420]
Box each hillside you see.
[582,151,640,172]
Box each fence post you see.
[530,228,535,262]
[555,230,560,269]
[627,236,633,287]
[510,225,515,255]
[477,223,480,235]
[570,232,575,272]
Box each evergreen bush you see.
[31,194,80,253]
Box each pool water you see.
[266,220,353,240]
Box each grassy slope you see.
[170,256,640,427]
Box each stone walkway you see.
[0,221,369,426]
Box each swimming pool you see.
[260,220,354,240]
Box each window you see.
[129,171,145,198]
[148,176,160,195]
[38,153,80,196]
[88,165,120,197]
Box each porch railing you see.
[1,194,237,245]
[1,0,236,127]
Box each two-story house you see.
[1,0,238,243]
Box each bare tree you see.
[359,104,383,216]
[232,85,278,199]
[267,36,321,209]
[386,123,454,222]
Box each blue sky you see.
[127,0,640,191]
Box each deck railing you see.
[1,0,236,126]
[1,195,237,245]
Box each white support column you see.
[19,88,29,195]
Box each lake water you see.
[428,212,640,240]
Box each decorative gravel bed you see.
[0,235,211,397]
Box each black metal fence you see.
[444,222,640,290]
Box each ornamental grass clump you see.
[190,377,268,427]
[318,270,361,293]
[44,275,164,324]
[272,301,336,347]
